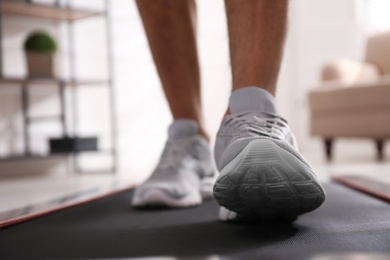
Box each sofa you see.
[308,31,390,161]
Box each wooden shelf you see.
[0,1,104,21]
[0,153,68,162]
[0,149,114,162]
[0,77,109,87]
[27,115,62,123]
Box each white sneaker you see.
[214,87,325,222]
[132,119,215,208]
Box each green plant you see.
[24,31,57,53]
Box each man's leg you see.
[226,0,287,95]
[135,0,208,140]
[214,0,325,222]
[132,0,214,208]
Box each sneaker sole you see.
[213,139,326,221]
[131,176,215,208]
[132,189,202,208]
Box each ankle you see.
[198,128,210,143]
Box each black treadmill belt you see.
[1,183,390,259]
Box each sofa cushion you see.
[321,59,379,83]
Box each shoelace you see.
[158,139,192,170]
[227,112,290,141]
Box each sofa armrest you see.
[321,58,380,84]
[308,75,390,113]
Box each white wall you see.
[0,0,376,180]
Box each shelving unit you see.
[0,0,117,173]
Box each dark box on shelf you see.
[49,137,98,154]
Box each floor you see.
[0,175,133,212]
[315,161,390,182]
[0,174,135,226]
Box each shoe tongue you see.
[229,87,278,114]
[168,119,199,140]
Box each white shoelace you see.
[228,112,290,141]
[158,139,191,170]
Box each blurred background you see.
[0,0,389,219]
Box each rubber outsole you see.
[132,176,215,208]
[132,189,202,208]
[213,139,326,221]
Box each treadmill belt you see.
[1,183,390,259]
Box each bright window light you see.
[367,0,390,32]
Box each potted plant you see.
[24,31,57,78]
